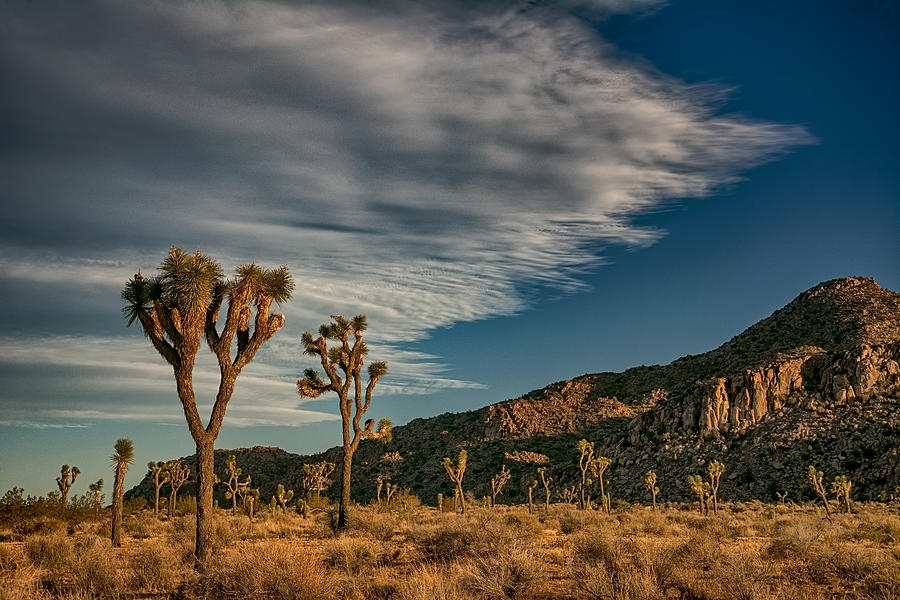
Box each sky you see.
[1,0,897,497]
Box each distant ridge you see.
[131,277,900,505]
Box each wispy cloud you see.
[0,0,812,427]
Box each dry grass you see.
[0,502,896,599]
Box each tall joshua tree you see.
[148,462,170,519]
[442,450,467,514]
[576,440,594,510]
[644,471,659,511]
[808,466,832,521]
[830,475,852,514]
[490,464,511,508]
[222,455,250,517]
[537,467,552,511]
[122,247,293,565]
[297,314,391,532]
[302,461,335,499]
[88,479,104,513]
[521,474,538,514]
[707,460,725,514]
[591,456,612,513]
[111,438,134,548]
[166,460,190,518]
[274,484,294,513]
[56,465,80,506]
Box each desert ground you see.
[1,497,898,600]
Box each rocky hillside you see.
[130,277,900,506]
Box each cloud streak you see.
[0,0,812,427]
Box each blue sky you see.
[1,0,897,496]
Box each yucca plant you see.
[297,314,391,531]
[56,464,80,506]
[111,438,134,547]
[707,460,725,513]
[687,474,711,516]
[537,467,552,511]
[122,247,293,566]
[442,450,467,514]
[830,475,852,514]
[576,440,594,510]
[301,461,335,499]
[165,460,190,518]
[221,455,250,517]
[489,464,511,508]
[644,471,659,511]
[590,456,612,513]
[808,465,832,521]
[88,478,104,513]
[274,484,294,513]
[147,461,170,519]
[521,475,538,514]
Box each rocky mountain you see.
[130,277,900,506]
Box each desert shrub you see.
[558,510,604,535]
[572,529,623,570]
[862,560,900,600]
[714,551,773,600]
[322,537,386,574]
[416,518,518,563]
[130,540,181,592]
[123,496,148,514]
[574,562,665,600]
[847,513,900,545]
[14,517,67,538]
[459,546,543,599]
[395,565,465,600]
[352,510,398,541]
[24,533,71,571]
[180,541,337,600]
[69,535,124,598]
[766,517,825,558]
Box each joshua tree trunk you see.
[651,488,657,511]
[195,438,215,565]
[111,463,126,547]
[527,488,533,514]
[338,442,353,530]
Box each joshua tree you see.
[166,460,190,518]
[776,491,789,505]
[489,464,511,508]
[521,475,538,514]
[576,440,594,510]
[687,474,711,516]
[56,464,80,505]
[274,484,294,513]
[591,456,612,513]
[644,471,659,511]
[537,467,552,511]
[297,314,391,531]
[88,479,104,512]
[147,461,170,519]
[302,461,336,499]
[122,247,293,566]
[442,449,467,514]
[111,438,134,547]
[707,460,725,513]
[222,455,250,517]
[808,465,832,521]
[831,475,852,514]
[239,487,260,520]
[375,474,386,504]
[559,486,578,505]
[385,482,399,504]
